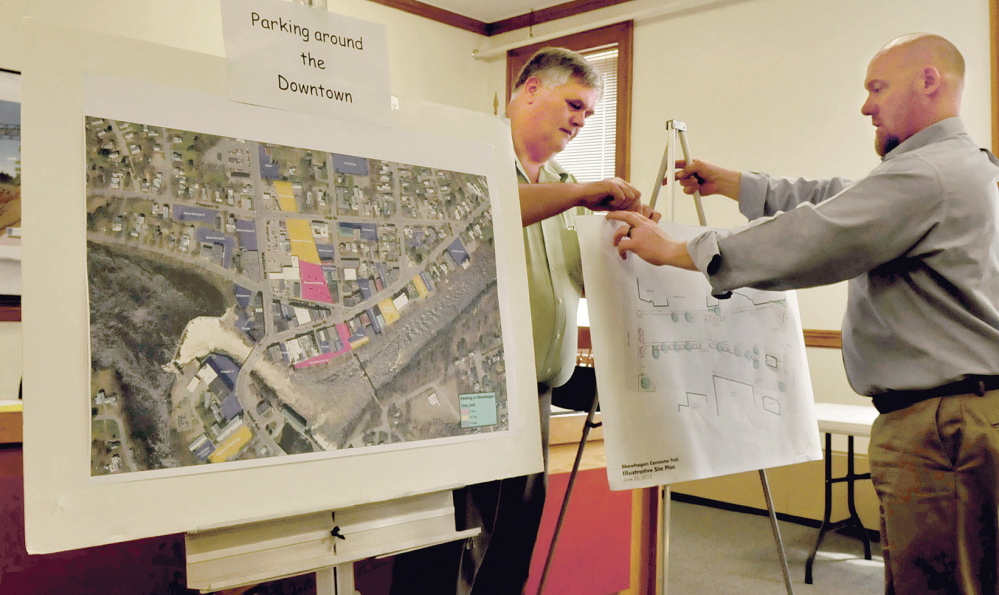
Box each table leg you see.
[805,432,873,584]
[805,432,834,584]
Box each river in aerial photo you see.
[88,240,229,470]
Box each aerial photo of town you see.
[0,97,20,274]
[86,115,506,475]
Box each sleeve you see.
[563,192,584,292]
[689,157,943,295]
[739,172,854,219]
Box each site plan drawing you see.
[86,115,506,476]
[576,216,821,490]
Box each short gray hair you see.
[512,47,603,95]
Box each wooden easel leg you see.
[537,391,601,594]
[657,485,671,595]
[759,469,795,595]
[315,564,354,595]
[631,487,659,595]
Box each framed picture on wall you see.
[0,68,21,319]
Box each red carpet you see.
[525,467,632,595]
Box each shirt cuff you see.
[686,231,733,299]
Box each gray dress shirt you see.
[686,118,999,396]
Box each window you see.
[554,46,618,182]
[506,22,634,181]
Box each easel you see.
[648,120,704,220]
[185,490,478,594]
[539,121,795,595]
[652,120,794,594]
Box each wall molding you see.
[584,326,843,350]
[366,0,487,34]
[0,298,19,322]
[803,329,842,349]
[504,22,634,181]
[486,0,633,36]
[366,0,630,36]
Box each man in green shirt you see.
[460,47,653,595]
[391,47,656,594]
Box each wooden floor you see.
[549,410,606,474]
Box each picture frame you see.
[0,67,20,321]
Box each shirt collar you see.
[514,157,529,183]
[515,155,570,184]
[883,117,967,161]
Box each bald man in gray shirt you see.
[610,33,999,594]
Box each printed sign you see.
[221,0,391,124]
[460,392,499,428]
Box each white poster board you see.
[20,20,539,554]
[576,215,822,490]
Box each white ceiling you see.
[417,0,571,24]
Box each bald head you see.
[861,33,964,156]
[877,33,965,88]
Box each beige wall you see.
[483,0,992,410]
[633,0,987,526]
[479,0,991,526]
[0,0,494,111]
[0,0,992,436]
[634,0,991,407]
[0,0,498,401]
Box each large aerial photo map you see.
[85,116,506,476]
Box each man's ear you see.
[920,65,942,95]
[522,76,543,101]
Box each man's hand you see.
[520,178,660,227]
[578,177,642,212]
[605,211,696,270]
[675,159,742,201]
[639,203,663,223]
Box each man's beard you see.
[875,129,901,157]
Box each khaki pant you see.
[870,390,999,594]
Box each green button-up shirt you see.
[518,158,584,388]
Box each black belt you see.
[871,375,999,414]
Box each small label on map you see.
[459,392,498,428]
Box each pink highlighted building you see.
[293,323,353,369]
[299,261,332,303]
